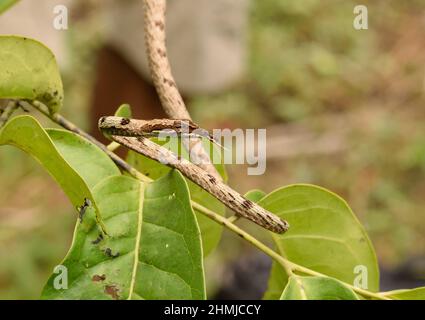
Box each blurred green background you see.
[0,0,424,299]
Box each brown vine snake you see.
[99,117,289,234]
[98,0,289,234]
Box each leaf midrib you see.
[294,276,308,300]
[128,181,145,300]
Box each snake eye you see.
[120,118,131,126]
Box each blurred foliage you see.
[0,148,75,299]
[193,0,425,268]
[1,0,424,298]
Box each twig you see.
[23,100,150,183]
[191,201,390,300]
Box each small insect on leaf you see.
[104,284,120,300]
[76,198,92,222]
[104,248,120,258]
[92,274,106,282]
[91,233,104,245]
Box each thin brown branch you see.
[22,100,149,183]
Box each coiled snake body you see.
[99,0,289,234]
[99,116,289,234]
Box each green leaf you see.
[0,116,106,230]
[46,129,120,188]
[262,184,379,298]
[42,171,205,300]
[0,36,64,113]
[0,0,19,14]
[382,287,425,300]
[127,138,227,256]
[244,189,266,203]
[280,276,359,300]
[263,261,288,300]
[114,103,133,118]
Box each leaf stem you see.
[25,100,151,183]
[0,100,19,129]
[107,141,121,152]
[286,261,390,300]
[226,215,240,224]
[191,201,391,300]
[191,201,294,276]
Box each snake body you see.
[99,117,289,234]
[143,0,221,181]
[99,1,289,233]
[99,116,199,136]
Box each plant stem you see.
[0,101,19,129]
[227,215,240,224]
[286,261,391,300]
[25,100,151,183]
[192,201,294,277]
[192,201,390,300]
[107,141,121,152]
